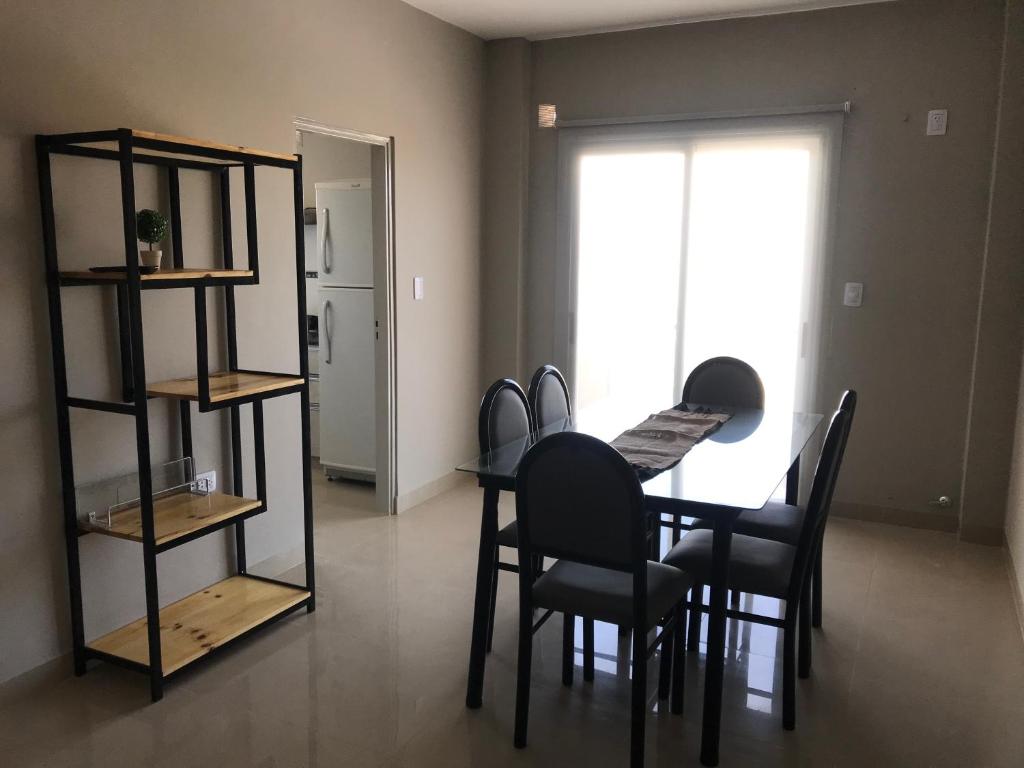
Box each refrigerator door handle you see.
[319,208,331,275]
[322,299,332,365]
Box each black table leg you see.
[785,455,800,505]
[466,485,500,709]
[700,511,735,767]
[812,537,824,628]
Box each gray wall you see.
[997,0,1024,622]
[0,0,483,684]
[962,0,1024,543]
[299,131,372,207]
[489,0,1011,534]
[480,39,531,386]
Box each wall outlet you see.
[195,470,217,494]
[926,109,948,136]
[843,282,864,307]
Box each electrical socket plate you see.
[927,109,948,136]
[195,470,217,494]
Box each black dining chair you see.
[528,364,572,428]
[527,363,601,678]
[661,407,851,730]
[682,356,765,411]
[668,356,766,541]
[691,390,857,632]
[513,432,693,768]
[479,378,536,653]
[662,357,765,643]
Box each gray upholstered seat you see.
[663,530,796,599]
[496,521,518,547]
[533,560,693,628]
[691,501,804,546]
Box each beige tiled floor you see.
[3,472,1024,767]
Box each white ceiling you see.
[404,0,892,40]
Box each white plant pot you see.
[139,249,162,270]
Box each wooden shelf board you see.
[87,575,309,675]
[130,129,298,162]
[147,372,305,403]
[81,491,261,547]
[60,268,254,283]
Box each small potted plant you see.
[136,209,169,270]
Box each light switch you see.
[413,276,424,301]
[927,109,948,136]
[843,282,864,307]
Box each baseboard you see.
[248,547,306,580]
[831,500,959,533]
[396,470,470,513]
[1005,533,1024,644]
[0,652,71,708]
[958,524,1006,546]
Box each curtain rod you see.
[556,101,851,128]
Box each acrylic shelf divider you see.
[87,575,310,676]
[81,491,263,550]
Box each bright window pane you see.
[681,139,814,414]
[575,152,686,417]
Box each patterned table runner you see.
[610,405,732,479]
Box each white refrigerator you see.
[316,180,375,482]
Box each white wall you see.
[0,0,483,684]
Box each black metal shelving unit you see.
[36,128,315,701]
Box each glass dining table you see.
[456,401,823,767]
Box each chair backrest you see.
[515,432,646,573]
[682,356,765,410]
[528,364,572,429]
[785,407,852,609]
[478,378,533,454]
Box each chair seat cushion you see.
[662,530,795,599]
[532,560,693,629]
[691,501,804,546]
[496,521,518,548]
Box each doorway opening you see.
[562,119,838,433]
[294,119,397,515]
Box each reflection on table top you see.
[456,401,823,511]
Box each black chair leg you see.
[783,623,796,731]
[812,538,824,628]
[562,614,575,687]
[687,584,703,652]
[630,627,647,768]
[486,548,499,653]
[730,589,741,610]
[583,618,595,681]
[799,576,812,679]
[514,596,534,748]
[658,622,672,701]
[671,603,686,715]
[671,512,682,545]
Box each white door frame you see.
[294,117,398,515]
[554,113,845,414]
